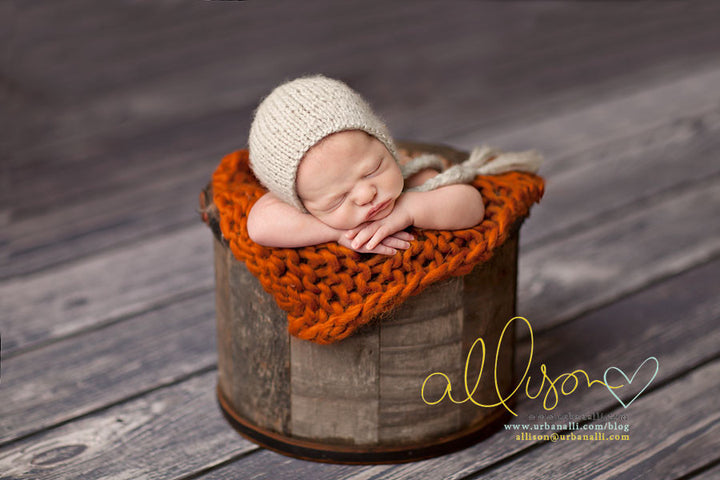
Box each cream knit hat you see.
[248,75,398,211]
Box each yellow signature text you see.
[421,316,621,416]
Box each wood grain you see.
[519,177,720,334]
[0,293,216,445]
[687,463,720,480]
[378,277,464,444]
[0,372,257,480]
[290,328,380,444]
[217,239,291,434]
[519,104,720,247]
[477,360,720,480]
[449,65,720,161]
[0,225,213,357]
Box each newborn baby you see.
[249,127,484,255]
[247,75,539,255]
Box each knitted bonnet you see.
[249,75,398,211]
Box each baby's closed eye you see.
[323,195,346,212]
[365,159,382,177]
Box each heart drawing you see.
[603,356,659,409]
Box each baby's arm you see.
[247,193,413,255]
[347,174,485,250]
[409,184,485,229]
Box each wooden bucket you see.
[202,142,518,464]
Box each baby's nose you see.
[354,182,376,205]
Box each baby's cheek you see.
[319,210,362,231]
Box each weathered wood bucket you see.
[200,142,543,464]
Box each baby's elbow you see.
[458,185,485,228]
[246,205,271,246]
[471,191,485,226]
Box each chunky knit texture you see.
[210,148,545,344]
[249,75,398,212]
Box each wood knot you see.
[31,444,87,466]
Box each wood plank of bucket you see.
[213,232,518,464]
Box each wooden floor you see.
[2,1,720,478]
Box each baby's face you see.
[296,130,404,230]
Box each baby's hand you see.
[338,230,414,256]
[345,202,414,252]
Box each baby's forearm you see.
[405,185,485,230]
[247,193,340,247]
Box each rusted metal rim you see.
[216,383,513,465]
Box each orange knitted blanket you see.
[211,149,544,344]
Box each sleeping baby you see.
[247,75,541,255]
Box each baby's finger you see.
[345,226,364,239]
[391,231,415,242]
[351,226,380,249]
[381,237,411,250]
[346,221,373,239]
[365,244,397,256]
[366,226,394,250]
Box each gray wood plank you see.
[0,371,257,480]
[291,328,380,444]
[383,7,720,144]
[519,104,720,247]
[518,176,720,334]
[11,2,719,154]
[0,293,216,445]
[688,462,720,480]
[449,65,720,173]
[477,360,720,480]
[219,239,291,435]
[378,278,464,443]
[7,0,434,107]
[1,119,234,280]
[7,0,473,176]
[193,257,720,479]
[0,225,213,357]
